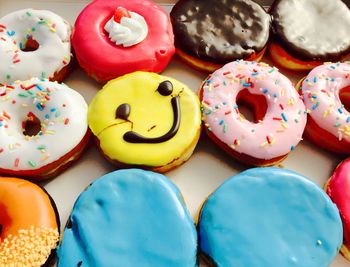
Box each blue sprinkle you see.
[243,83,251,87]
[252,72,259,76]
[273,93,277,98]
[291,145,295,151]
[0,122,2,127]
[19,42,23,50]
[263,88,268,94]
[7,30,15,36]
[36,103,44,111]
[331,78,335,82]
[219,120,224,125]
[35,84,44,91]
[346,117,350,123]
[338,108,343,114]
[50,108,56,112]
[311,95,317,99]
[313,76,318,83]
[330,65,336,69]
[312,102,320,110]
[234,105,238,109]
[222,102,227,105]
[45,114,50,119]
[281,112,288,122]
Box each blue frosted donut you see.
[198,167,343,267]
[57,169,197,267]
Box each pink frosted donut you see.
[72,0,175,83]
[199,60,307,166]
[300,62,350,154]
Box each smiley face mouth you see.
[123,96,180,143]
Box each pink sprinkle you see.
[214,84,220,88]
[14,158,19,167]
[0,24,6,29]
[266,135,272,144]
[204,100,211,105]
[225,111,232,115]
[64,118,69,125]
[279,104,284,110]
[0,148,3,153]
[273,117,282,121]
[13,59,20,64]
[223,71,231,75]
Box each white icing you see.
[104,12,148,47]
[0,78,88,171]
[0,9,71,83]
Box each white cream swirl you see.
[104,12,148,47]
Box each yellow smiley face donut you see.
[88,72,201,172]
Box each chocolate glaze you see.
[115,103,131,120]
[123,96,180,143]
[157,80,173,96]
[270,0,350,61]
[170,0,271,64]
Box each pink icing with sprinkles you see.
[301,62,350,141]
[201,60,307,160]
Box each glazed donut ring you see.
[0,9,71,83]
[200,60,307,166]
[0,177,59,266]
[0,78,89,180]
[72,0,175,83]
[300,62,350,153]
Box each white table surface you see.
[0,0,349,266]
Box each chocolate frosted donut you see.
[170,0,270,71]
[270,0,350,67]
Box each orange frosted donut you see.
[0,177,59,266]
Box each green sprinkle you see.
[28,160,36,167]
[41,72,46,79]
[334,122,341,127]
[37,145,46,150]
[38,20,46,24]
[223,124,227,133]
[205,110,213,115]
[18,93,27,97]
[6,74,11,80]
[31,27,36,31]
[26,11,32,16]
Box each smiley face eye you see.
[116,103,131,120]
[157,80,173,96]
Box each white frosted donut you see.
[0,9,71,83]
[0,78,89,180]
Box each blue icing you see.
[199,167,343,267]
[57,169,197,267]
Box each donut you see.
[0,9,72,83]
[57,169,197,266]
[72,0,175,83]
[299,62,350,154]
[199,60,306,166]
[198,167,343,266]
[170,0,270,72]
[269,0,350,71]
[0,78,89,180]
[326,158,350,261]
[0,177,60,266]
[88,71,201,172]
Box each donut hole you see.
[339,86,350,113]
[21,36,39,52]
[23,114,41,136]
[236,90,267,123]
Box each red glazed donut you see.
[326,158,350,261]
[72,0,175,83]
